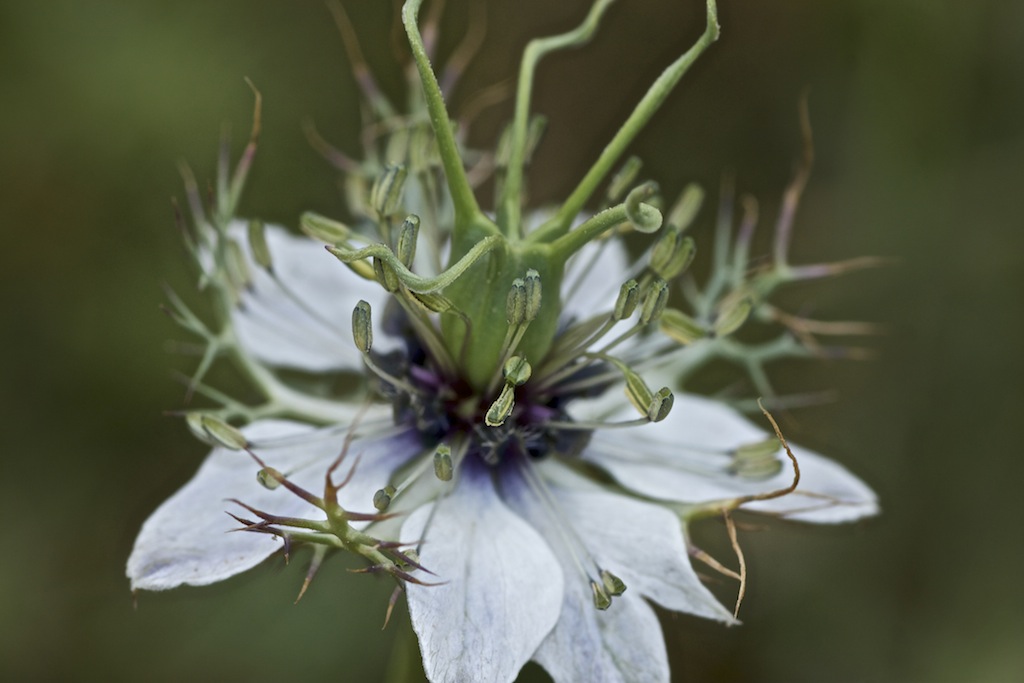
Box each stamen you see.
[370,164,408,219]
[350,301,424,397]
[518,458,625,610]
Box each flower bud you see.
[370,164,407,217]
[352,300,373,354]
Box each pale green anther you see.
[300,212,352,244]
[613,279,641,321]
[650,231,696,280]
[506,278,528,325]
[410,291,454,314]
[373,485,396,511]
[373,255,401,292]
[590,580,612,611]
[607,156,643,203]
[485,385,516,427]
[257,468,283,490]
[647,386,674,422]
[385,126,411,167]
[659,307,705,345]
[600,569,627,596]
[624,182,663,234]
[225,238,251,289]
[433,445,453,481]
[396,214,420,268]
[343,174,369,219]
[188,413,248,451]
[352,300,373,354]
[503,356,533,386]
[730,438,784,479]
[666,183,704,233]
[523,269,542,322]
[247,219,273,271]
[623,369,655,418]
[714,297,753,337]
[370,164,408,217]
[409,123,436,171]
[639,279,669,325]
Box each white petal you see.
[537,583,669,683]
[128,418,417,590]
[561,235,631,323]
[403,465,563,683]
[229,222,395,372]
[582,393,879,523]
[539,462,734,623]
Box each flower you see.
[128,1,878,681]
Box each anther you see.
[187,413,248,450]
[257,467,283,490]
[372,254,401,292]
[247,219,273,271]
[485,385,516,427]
[612,279,640,321]
[506,277,528,326]
[523,269,542,322]
[370,164,408,217]
[396,214,420,268]
[352,300,373,354]
[639,279,669,325]
[600,569,627,596]
[433,444,453,481]
[590,580,612,610]
[373,485,396,511]
[503,356,532,386]
[665,183,704,233]
[659,308,705,345]
[650,230,695,280]
[647,387,674,423]
[607,156,643,203]
[730,438,784,479]
[300,212,353,244]
[714,296,752,337]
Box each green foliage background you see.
[1,1,1021,680]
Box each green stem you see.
[402,0,482,234]
[499,0,618,238]
[530,0,720,243]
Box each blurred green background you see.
[2,0,1021,681]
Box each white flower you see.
[128,1,878,681]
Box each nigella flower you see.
[128,1,878,681]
